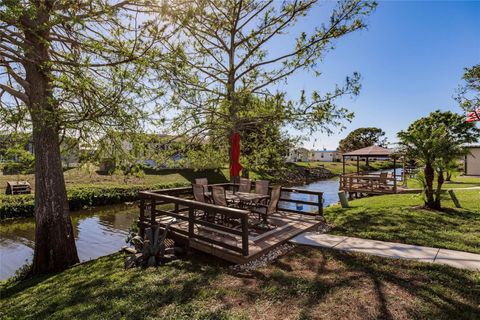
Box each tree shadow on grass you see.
[3,248,479,319]
[327,205,480,253]
[308,248,479,319]
[1,252,227,320]
[234,247,479,320]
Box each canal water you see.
[0,177,344,280]
[0,204,138,280]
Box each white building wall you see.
[466,147,480,176]
[310,151,337,162]
[286,148,310,162]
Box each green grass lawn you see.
[325,189,480,253]
[406,174,480,189]
[0,166,231,193]
[1,247,479,320]
[295,160,397,175]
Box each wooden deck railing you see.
[339,173,397,194]
[139,188,250,256]
[278,187,324,216]
[137,183,324,257]
[207,183,324,217]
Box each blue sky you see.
[277,0,480,150]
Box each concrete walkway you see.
[290,233,480,271]
[400,186,480,193]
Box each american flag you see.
[466,108,480,123]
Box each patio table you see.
[204,190,269,202]
[225,191,270,203]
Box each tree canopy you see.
[338,127,387,153]
[456,64,480,114]
[0,0,169,274]
[398,110,479,209]
[162,0,376,177]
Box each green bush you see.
[0,182,190,219]
[0,194,35,218]
[1,147,35,175]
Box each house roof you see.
[342,145,395,157]
[464,144,480,148]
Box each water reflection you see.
[279,177,340,213]
[0,204,138,280]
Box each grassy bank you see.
[0,182,192,219]
[295,160,397,175]
[325,189,480,253]
[0,168,230,219]
[406,174,480,189]
[1,247,479,320]
[0,166,230,193]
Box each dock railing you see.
[138,183,324,257]
[278,187,324,216]
[339,172,397,194]
[139,187,250,256]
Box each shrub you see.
[0,182,190,219]
[0,194,35,218]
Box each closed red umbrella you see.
[230,132,243,179]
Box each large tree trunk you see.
[423,163,435,209]
[31,118,80,274]
[23,4,80,274]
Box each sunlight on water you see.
[279,177,340,213]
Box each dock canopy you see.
[340,145,405,195]
[342,145,402,175]
[342,145,396,158]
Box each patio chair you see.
[267,186,281,215]
[238,178,251,193]
[255,180,269,195]
[195,178,208,185]
[211,186,229,207]
[377,172,390,190]
[253,186,281,225]
[195,178,209,192]
[192,184,211,220]
[253,180,270,206]
[211,186,237,224]
[192,184,206,203]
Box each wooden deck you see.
[339,172,404,195]
[138,184,324,264]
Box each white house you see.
[286,148,310,162]
[309,149,339,162]
[465,145,480,176]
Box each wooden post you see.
[342,155,346,174]
[317,192,323,217]
[356,156,359,174]
[188,207,194,238]
[393,157,397,193]
[150,199,156,227]
[338,191,349,208]
[241,215,249,256]
[448,190,461,208]
[139,198,145,239]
